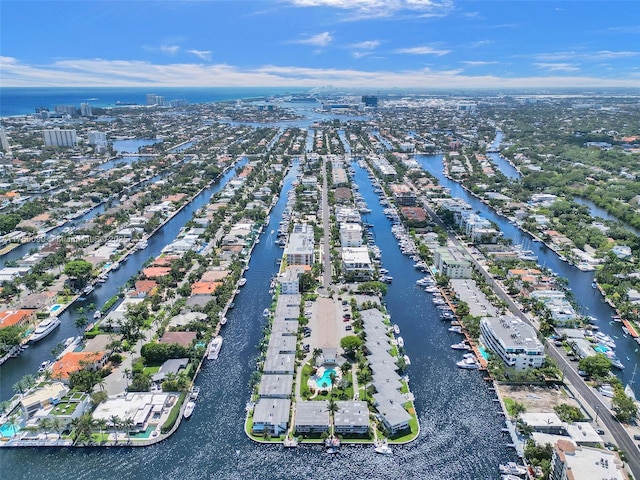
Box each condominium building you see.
[480,315,545,371]
[284,223,315,266]
[43,129,77,148]
[550,439,627,480]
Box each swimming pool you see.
[0,423,20,438]
[50,304,62,313]
[594,344,610,353]
[316,368,337,389]
[478,346,490,360]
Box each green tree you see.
[64,259,94,287]
[578,353,612,378]
[611,391,637,422]
[340,335,363,356]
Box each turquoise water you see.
[0,423,19,437]
[129,425,156,439]
[316,368,337,389]
[594,344,609,353]
[479,346,489,360]
[50,304,61,312]
[103,263,112,270]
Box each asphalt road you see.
[420,197,640,478]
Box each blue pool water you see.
[316,368,337,389]
[50,304,61,312]
[594,344,609,353]
[479,346,489,360]
[103,263,112,270]
[0,423,19,437]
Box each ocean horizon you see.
[0,86,312,117]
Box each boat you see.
[393,324,400,335]
[207,335,223,360]
[457,358,479,369]
[38,360,51,373]
[111,262,120,270]
[451,342,470,350]
[238,278,247,287]
[396,336,404,348]
[190,386,200,400]
[220,317,227,326]
[416,277,434,287]
[136,239,148,250]
[263,308,270,317]
[448,325,463,334]
[82,284,95,295]
[183,401,195,419]
[403,354,411,366]
[29,317,61,342]
[93,310,102,320]
[380,275,393,283]
[374,439,393,455]
[499,462,528,476]
[326,447,339,454]
[425,286,440,293]
[501,475,523,480]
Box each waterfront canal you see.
[416,153,640,397]
[0,155,518,479]
[0,159,248,401]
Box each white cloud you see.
[159,45,180,55]
[285,0,453,20]
[294,32,333,47]
[534,63,580,73]
[462,61,498,67]
[1,56,638,89]
[188,50,212,61]
[470,40,492,48]
[395,46,450,56]
[531,50,639,62]
[349,40,380,50]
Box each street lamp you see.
[595,405,600,425]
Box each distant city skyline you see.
[1,0,639,88]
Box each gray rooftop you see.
[481,316,543,354]
[263,349,295,373]
[294,401,330,428]
[268,334,297,353]
[258,374,294,398]
[334,401,370,429]
[253,398,291,426]
[376,399,411,428]
[272,318,299,336]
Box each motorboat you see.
[393,324,400,335]
[38,360,51,373]
[499,462,527,476]
[396,336,404,348]
[190,386,200,400]
[30,317,61,342]
[183,401,195,419]
[403,354,411,366]
[238,278,247,287]
[374,439,393,455]
[136,239,148,250]
[448,325,463,334]
[457,358,479,369]
[451,342,470,350]
[207,336,223,360]
[220,317,227,326]
[263,308,270,317]
[83,284,95,295]
[94,310,102,319]
[416,277,434,287]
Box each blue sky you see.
[1,0,639,88]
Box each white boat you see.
[93,310,102,319]
[238,278,247,287]
[82,284,95,295]
[451,342,470,350]
[425,286,440,293]
[374,440,393,455]
[448,325,463,334]
[111,262,120,270]
[190,386,200,400]
[393,324,400,335]
[136,239,148,250]
[499,462,528,476]
[38,360,51,373]
[501,475,523,480]
[457,358,479,369]
[183,401,195,419]
[30,317,61,342]
[403,354,411,366]
[263,308,270,317]
[380,275,393,283]
[396,336,404,348]
[220,317,227,326]
[416,277,434,287]
[207,336,223,360]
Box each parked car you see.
[345,325,352,331]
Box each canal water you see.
[0,155,516,479]
[0,159,247,401]
[416,153,640,396]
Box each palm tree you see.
[50,417,64,440]
[109,414,121,444]
[123,368,131,389]
[75,315,89,333]
[123,418,135,444]
[340,362,351,377]
[39,417,52,439]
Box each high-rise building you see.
[0,128,10,152]
[43,129,77,147]
[80,103,92,116]
[88,131,107,146]
[54,104,77,116]
[146,94,166,106]
[362,95,378,107]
